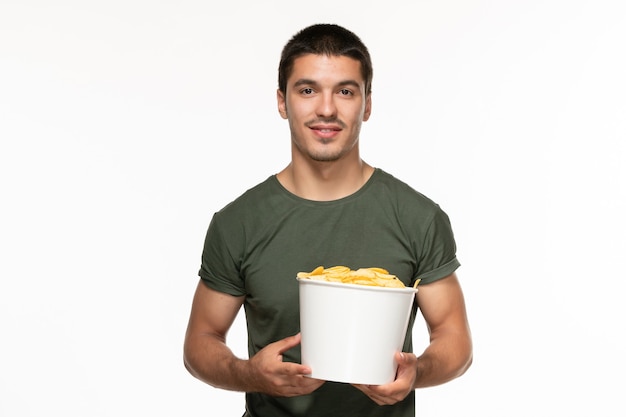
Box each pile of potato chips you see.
[297,265,406,288]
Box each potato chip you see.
[297,266,406,288]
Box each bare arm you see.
[183,280,324,396]
[183,280,247,390]
[354,272,472,404]
[413,272,473,387]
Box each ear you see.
[362,93,372,122]
[277,89,288,119]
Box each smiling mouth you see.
[312,127,341,132]
[308,124,344,137]
[309,126,342,140]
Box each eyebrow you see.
[293,79,362,89]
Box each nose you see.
[316,92,337,119]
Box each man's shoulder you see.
[373,169,439,208]
[216,175,282,216]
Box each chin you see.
[309,151,344,162]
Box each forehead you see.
[288,54,364,86]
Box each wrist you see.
[229,357,257,392]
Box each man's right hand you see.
[247,333,325,397]
[184,283,324,396]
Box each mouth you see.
[309,124,342,131]
[309,125,341,139]
[307,120,344,139]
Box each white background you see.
[1,1,625,416]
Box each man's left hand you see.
[352,351,417,405]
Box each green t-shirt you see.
[199,168,460,417]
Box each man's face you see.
[277,54,372,163]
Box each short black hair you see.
[278,24,373,95]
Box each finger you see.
[352,384,378,396]
[275,333,302,354]
[281,377,326,397]
[352,385,387,406]
[280,361,313,376]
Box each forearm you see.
[183,333,256,392]
[414,329,473,388]
[184,332,322,398]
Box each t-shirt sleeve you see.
[198,212,247,296]
[414,206,460,285]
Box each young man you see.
[184,23,472,417]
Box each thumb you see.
[396,351,415,364]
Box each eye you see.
[300,88,314,95]
[338,89,353,96]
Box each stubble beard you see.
[298,135,360,163]
[291,117,361,163]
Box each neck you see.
[277,158,374,201]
